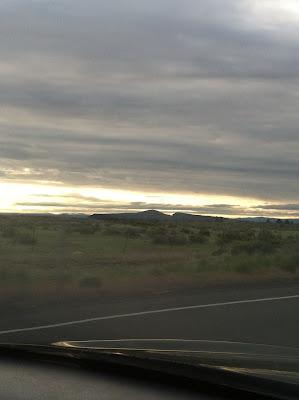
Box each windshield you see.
[0,0,298,371]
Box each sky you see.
[1,0,299,217]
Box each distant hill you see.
[238,217,272,223]
[90,210,299,224]
[90,210,225,222]
[2,210,297,223]
[172,212,224,222]
[239,217,299,224]
[90,210,170,221]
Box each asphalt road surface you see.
[0,282,298,347]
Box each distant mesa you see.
[89,210,299,223]
[172,212,224,222]
[90,210,225,222]
[90,210,170,221]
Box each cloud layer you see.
[1,0,299,215]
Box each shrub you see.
[151,266,166,276]
[181,227,192,234]
[231,241,275,255]
[16,232,37,246]
[199,228,211,237]
[2,226,17,238]
[241,230,256,241]
[196,258,210,272]
[256,229,281,244]
[14,270,30,283]
[59,272,73,283]
[124,226,143,238]
[285,235,297,243]
[279,253,299,273]
[217,230,243,245]
[282,263,297,273]
[103,225,126,236]
[151,232,189,245]
[77,225,97,235]
[212,247,225,256]
[189,231,208,244]
[151,233,168,244]
[168,233,189,245]
[0,268,9,280]
[217,229,255,245]
[149,226,167,236]
[233,259,253,274]
[79,276,103,288]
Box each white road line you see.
[0,294,298,335]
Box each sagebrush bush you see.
[77,225,97,235]
[124,226,143,238]
[103,224,127,236]
[231,240,276,255]
[279,253,299,273]
[181,227,192,234]
[16,232,37,246]
[189,231,208,244]
[217,230,244,245]
[79,276,103,288]
[199,228,211,237]
[151,232,189,245]
[217,229,255,245]
[212,247,225,256]
[232,259,253,274]
[2,226,17,238]
[256,229,281,244]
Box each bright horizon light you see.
[0,181,294,219]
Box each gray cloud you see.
[1,0,299,211]
[14,198,299,218]
[14,188,299,217]
[256,204,299,211]
[14,199,244,216]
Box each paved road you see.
[0,282,298,347]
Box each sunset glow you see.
[0,181,294,219]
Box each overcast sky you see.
[1,0,299,217]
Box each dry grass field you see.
[0,214,298,300]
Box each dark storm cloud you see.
[1,0,299,208]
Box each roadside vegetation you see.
[0,214,298,299]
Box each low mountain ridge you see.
[90,210,225,222]
[90,210,299,223]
